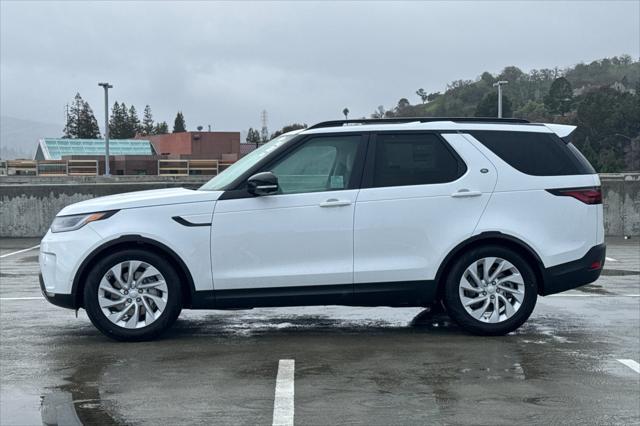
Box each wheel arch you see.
[71,235,196,309]
[434,232,548,297]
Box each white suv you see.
[39,118,606,341]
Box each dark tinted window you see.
[470,131,596,176]
[373,133,465,187]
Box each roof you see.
[35,138,156,160]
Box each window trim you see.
[219,132,370,200]
[360,131,467,189]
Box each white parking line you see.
[0,297,44,301]
[617,359,640,374]
[548,294,640,297]
[605,257,618,262]
[272,359,295,426]
[0,245,40,259]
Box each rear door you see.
[353,132,497,287]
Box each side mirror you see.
[247,171,279,196]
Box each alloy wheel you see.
[98,260,169,329]
[458,257,526,323]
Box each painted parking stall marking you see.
[0,297,44,301]
[0,245,40,259]
[617,359,640,374]
[272,359,295,426]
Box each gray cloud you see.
[1,0,639,135]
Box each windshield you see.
[199,133,298,191]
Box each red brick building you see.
[145,131,240,161]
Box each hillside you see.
[0,116,61,159]
[375,55,640,172]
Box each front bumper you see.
[541,243,606,296]
[40,273,76,309]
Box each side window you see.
[469,131,596,176]
[372,133,465,188]
[270,135,362,194]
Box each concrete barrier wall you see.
[1,174,639,237]
[1,176,210,237]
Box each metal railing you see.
[1,159,232,176]
[157,159,234,176]
[2,159,99,176]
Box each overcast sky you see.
[1,0,639,135]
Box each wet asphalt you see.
[0,238,639,425]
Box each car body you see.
[40,118,605,340]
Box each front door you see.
[211,133,367,291]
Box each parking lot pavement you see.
[1,238,638,425]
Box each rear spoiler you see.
[544,123,577,143]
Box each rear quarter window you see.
[469,131,596,176]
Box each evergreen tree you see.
[109,102,128,139]
[154,121,169,134]
[142,105,154,135]
[78,101,101,138]
[62,93,100,138]
[126,105,140,138]
[173,112,186,133]
[544,77,574,116]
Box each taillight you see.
[546,187,602,205]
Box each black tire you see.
[84,249,182,341]
[443,245,537,336]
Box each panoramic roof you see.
[36,138,155,160]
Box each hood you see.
[58,187,223,216]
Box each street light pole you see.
[492,80,508,118]
[98,82,113,176]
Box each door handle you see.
[319,198,352,207]
[451,189,482,198]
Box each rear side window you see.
[469,131,596,176]
[373,133,466,187]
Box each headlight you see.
[50,210,117,233]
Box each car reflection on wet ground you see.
[1,238,639,425]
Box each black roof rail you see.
[307,117,530,130]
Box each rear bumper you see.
[541,243,606,296]
[40,273,75,309]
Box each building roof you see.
[35,138,156,160]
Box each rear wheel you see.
[443,245,537,335]
[84,249,182,341]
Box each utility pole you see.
[260,110,269,144]
[492,80,508,118]
[98,82,113,176]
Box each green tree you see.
[474,92,513,118]
[574,87,640,172]
[246,127,262,146]
[77,100,101,139]
[270,123,307,139]
[342,107,349,119]
[142,105,154,135]
[108,102,128,139]
[173,111,186,133]
[63,93,100,138]
[154,121,169,135]
[125,105,140,138]
[416,88,428,104]
[544,77,574,116]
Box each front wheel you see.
[443,245,538,335]
[84,249,182,341]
